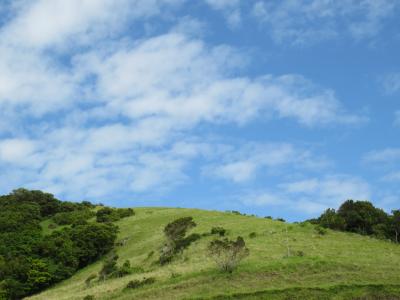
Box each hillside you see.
[28,207,400,300]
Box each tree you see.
[318,208,346,230]
[11,188,61,218]
[69,223,118,266]
[96,207,119,223]
[208,236,249,273]
[337,200,388,235]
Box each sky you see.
[0,0,399,221]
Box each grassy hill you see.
[29,207,400,300]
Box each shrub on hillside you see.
[125,277,156,289]
[208,236,249,273]
[99,252,119,280]
[96,207,134,223]
[85,274,97,287]
[249,232,257,238]
[159,217,197,265]
[211,226,226,236]
[53,210,95,226]
[315,225,327,235]
[114,260,133,277]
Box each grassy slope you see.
[29,208,400,300]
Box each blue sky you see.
[0,0,399,221]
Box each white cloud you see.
[252,0,398,45]
[240,175,371,215]
[0,138,37,165]
[1,0,185,49]
[364,148,400,164]
[0,1,366,200]
[204,0,241,28]
[206,142,330,183]
[281,176,371,206]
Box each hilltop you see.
[29,207,400,300]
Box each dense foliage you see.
[0,189,119,300]
[313,200,400,242]
[96,207,135,223]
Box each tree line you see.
[310,199,400,242]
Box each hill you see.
[28,207,400,300]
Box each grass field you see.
[29,208,400,300]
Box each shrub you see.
[211,227,226,236]
[83,295,95,300]
[125,277,156,289]
[114,260,132,277]
[159,217,197,265]
[53,210,95,226]
[96,207,119,223]
[208,236,249,273]
[276,218,286,222]
[96,207,135,223]
[249,232,257,238]
[116,208,135,219]
[164,217,196,242]
[98,252,119,280]
[315,226,327,235]
[85,274,97,287]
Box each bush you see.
[83,295,95,300]
[53,210,95,226]
[96,207,135,223]
[315,226,327,235]
[114,260,132,277]
[99,252,119,280]
[159,217,197,265]
[85,274,97,287]
[211,227,226,236]
[208,236,249,273]
[116,208,135,219]
[96,207,119,223]
[249,232,257,238]
[125,277,156,289]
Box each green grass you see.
[29,208,400,300]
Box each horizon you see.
[0,0,399,222]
